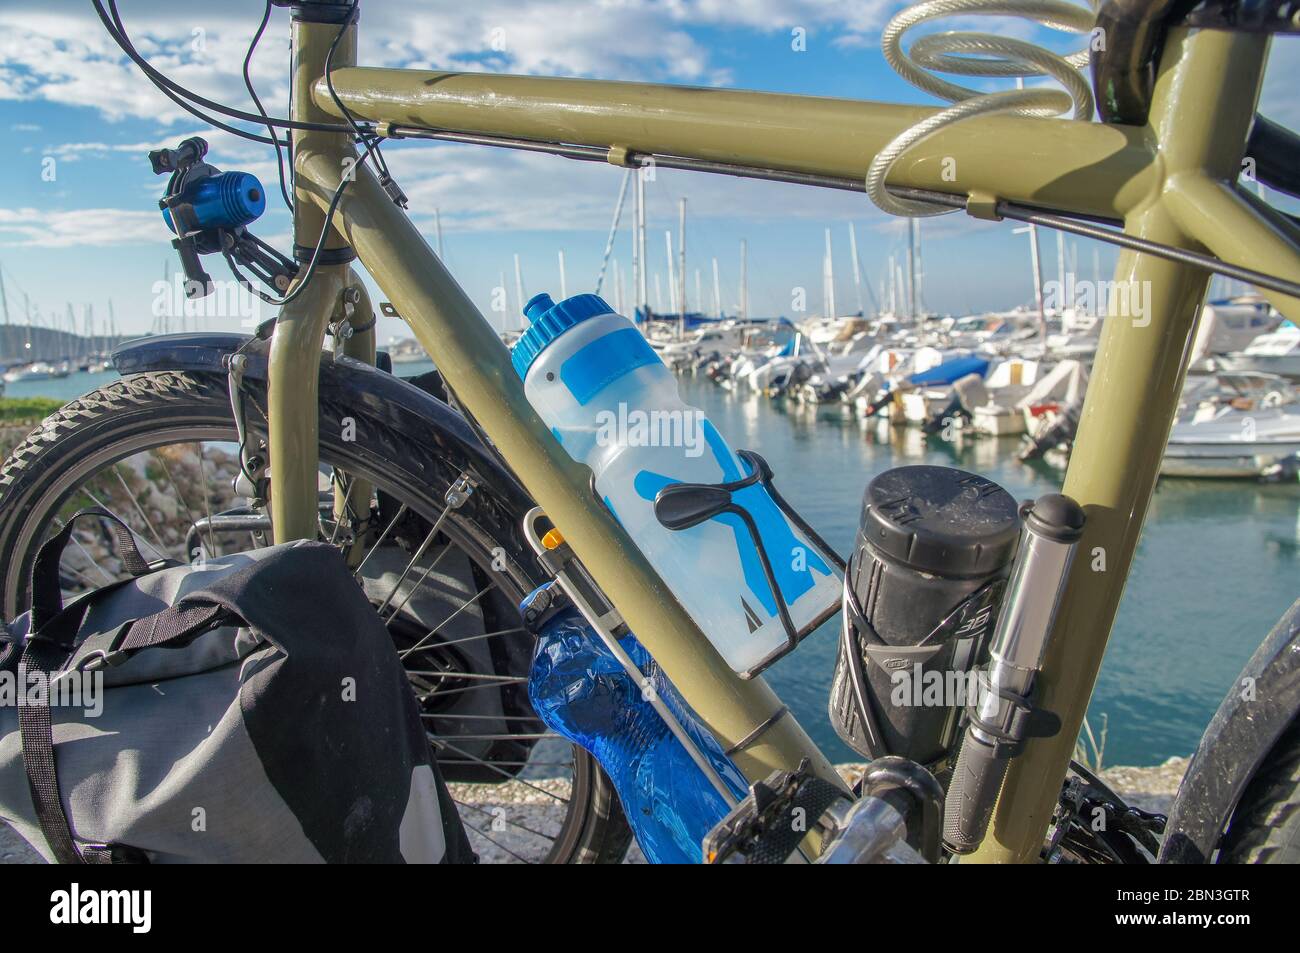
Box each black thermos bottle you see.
[828,465,1021,768]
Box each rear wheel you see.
[0,370,632,864]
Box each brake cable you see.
[94,0,361,137]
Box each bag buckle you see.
[75,648,130,672]
[74,619,137,672]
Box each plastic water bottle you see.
[512,293,841,675]
[525,598,747,863]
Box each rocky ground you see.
[1,757,1189,864]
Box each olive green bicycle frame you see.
[271,15,1299,863]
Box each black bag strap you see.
[18,635,88,864]
[93,601,231,668]
[29,507,155,633]
[19,525,228,865]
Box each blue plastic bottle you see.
[525,596,747,863]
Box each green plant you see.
[1074,713,1109,774]
[0,397,62,425]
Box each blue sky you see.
[0,1,1296,342]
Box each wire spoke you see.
[440,759,575,769]
[399,582,497,660]
[426,713,544,722]
[52,517,116,585]
[417,677,527,701]
[328,469,362,546]
[353,503,407,578]
[374,523,442,615]
[383,542,454,623]
[454,800,558,844]
[79,486,170,562]
[437,742,571,804]
[459,819,538,864]
[152,448,205,560]
[110,464,168,552]
[193,443,219,557]
[427,626,526,649]
[58,560,102,591]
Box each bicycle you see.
[1,0,1298,863]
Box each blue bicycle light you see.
[162,170,267,235]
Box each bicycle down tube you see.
[273,10,1300,861]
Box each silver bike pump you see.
[943,493,1085,854]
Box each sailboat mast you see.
[664,231,677,319]
[823,228,835,318]
[636,169,647,316]
[848,223,865,317]
[895,262,907,324]
[499,271,507,331]
[630,183,640,313]
[1014,225,1047,342]
[558,250,567,300]
[712,257,721,320]
[906,218,919,322]
[913,219,924,319]
[513,254,525,328]
[1056,230,1066,297]
[887,255,896,315]
[677,197,687,340]
[740,239,748,321]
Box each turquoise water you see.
[674,376,1300,768]
[4,370,119,402]
[11,367,1297,767]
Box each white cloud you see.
[0,207,165,248]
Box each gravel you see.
[0,757,1189,864]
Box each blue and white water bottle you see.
[511,292,841,674]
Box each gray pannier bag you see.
[0,507,473,864]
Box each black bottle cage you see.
[653,449,846,676]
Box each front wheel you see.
[1218,719,1300,864]
[0,370,632,865]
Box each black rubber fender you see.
[110,332,536,527]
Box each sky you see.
[0,0,1297,344]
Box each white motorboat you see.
[1189,296,1282,368]
[1162,375,1300,477]
[656,319,786,372]
[3,361,70,383]
[963,357,1046,436]
[1216,322,1300,380]
[386,337,429,364]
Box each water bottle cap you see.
[511,292,615,378]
